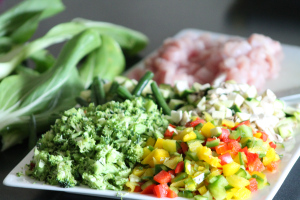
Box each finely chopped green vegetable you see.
[26,97,168,190]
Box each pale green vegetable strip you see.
[79,34,125,88]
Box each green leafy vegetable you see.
[79,35,125,88]
[0,0,65,44]
[0,18,148,80]
[0,30,101,151]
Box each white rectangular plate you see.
[4,29,300,200]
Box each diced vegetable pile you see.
[26,97,167,190]
[23,69,300,200]
[126,117,280,199]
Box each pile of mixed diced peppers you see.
[125,117,281,199]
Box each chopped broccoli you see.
[27,97,168,190]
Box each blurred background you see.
[1,0,300,58]
[1,0,300,200]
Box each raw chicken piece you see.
[128,32,283,91]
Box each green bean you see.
[28,114,37,149]
[117,85,133,100]
[75,97,89,107]
[132,71,154,96]
[92,77,106,105]
[106,81,119,101]
[150,82,171,115]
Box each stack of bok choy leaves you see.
[0,0,148,151]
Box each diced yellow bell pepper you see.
[141,148,170,167]
[263,147,279,166]
[188,140,203,152]
[142,168,154,177]
[164,156,183,169]
[173,127,193,140]
[142,147,151,159]
[154,138,164,149]
[146,137,156,147]
[274,154,280,162]
[183,131,197,142]
[125,181,138,192]
[222,119,235,129]
[226,188,238,200]
[251,171,267,185]
[197,146,221,168]
[132,166,146,177]
[162,139,177,154]
[198,186,207,195]
[253,132,262,138]
[170,179,186,188]
[233,187,251,199]
[222,161,240,177]
[200,122,215,138]
[211,167,222,175]
[226,175,250,188]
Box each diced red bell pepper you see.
[168,170,175,176]
[167,188,178,198]
[246,152,259,164]
[175,161,184,174]
[153,183,169,198]
[215,142,228,155]
[269,142,277,149]
[239,146,248,155]
[218,152,233,165]
[227,140,241,153]
[247,157,265,172]
[260,132,268,142]
[247,178,258,192]
[231,120,251,130]
[185,117,206,127]
[218,128,230,142]
[180,142,189,154]
[169,124,176,128]
[266,160,280,172]
[140,184,156,194]
[154,170,172,184]
[164,129,174,137]
[134,185,142,192]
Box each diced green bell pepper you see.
[207,175,228,200]
[178,190,194,198]
[237,125,253,138]
[154,164,168,175]
[206,139,220,148]
[229,130,241,140]
[171,172,188,183]
[184,177,197,191]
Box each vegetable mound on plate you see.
[26,97,168,190]
[25,70,300,199]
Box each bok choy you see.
[0,30,101,151]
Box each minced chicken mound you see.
[128,32,283,91]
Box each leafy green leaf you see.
[29,50,56,73]
[0,30,100,138]
[0,0,65,43]
[79,34,125,88]
[73,18,148,56]
[0,18,147,79]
